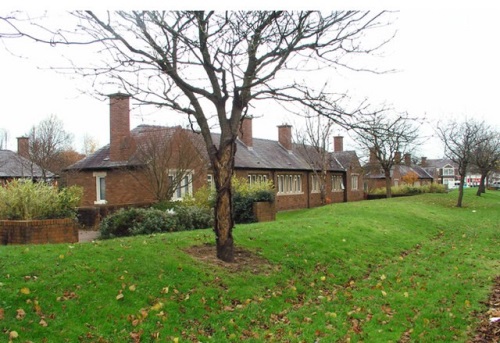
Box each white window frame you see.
[248,174,268,186]
[207,174,214,189]
[351,174,359,191]
[311,175,320,193]
[277,174,303,195]
[331,175,344,192]
[93,172,107,205]
[170,170,194,201]
[443,165,454,176]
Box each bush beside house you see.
[0,180,83,245]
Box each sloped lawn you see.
[0,189,498,342]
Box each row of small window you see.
[93,171,193,204]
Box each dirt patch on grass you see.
[184,243,274,274]
[470,275,500,343]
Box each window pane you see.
[99,177,106,200]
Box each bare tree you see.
[26,114,73,180]
[0,129,8,150]
[471,128,500,196]
[436,119,489,207]
[82,133,99,156]
[296,115,335,205]
[348,109,422,198]
[2,11,393,261]
[131,126,204,202]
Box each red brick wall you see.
[1,219,78,245]
[253,201,276,222]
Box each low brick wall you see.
[253,201,276,222]
[0,218,78,245]
[77,202,154,229]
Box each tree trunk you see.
[384,169,392,198]
[212,140,237,262]
[477,173,487,196]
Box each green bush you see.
[232,177,275,224]
[0,179,82,220]
[173,205,213,231]
[100,207,178,239]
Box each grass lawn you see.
[1,189,498,342]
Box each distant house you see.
[0,138,54,184]
[64,93,364,211]
[420,158,459,187]
[364,152,433,192]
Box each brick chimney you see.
[369,147,377,164]
[404,153,411,166]
[278,124,293,151]
[238,116,253,149]
[394,151,402,164]
[17,137,29,159]
[333,136,343,152]
[109,93,134,161]
[421,156,427,167]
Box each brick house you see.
[420,158,459,187]
[0,138,54,184]
[364,152,433,192]
[64,93,364,212]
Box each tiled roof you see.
[0,150,53,178]
[67,125,348,173]
[424,158,457,169]
[365,163,433,180]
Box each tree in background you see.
[348,109,422,198]
[26,114,73,180]
[0,128,8,150]
[436,119,489,207]
[3,11,393,261]
[132,126,204,202]
[82,133,99,156]
[401,171,419,186]
[471,127,500,196]
[296,116,335,205]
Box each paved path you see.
[78,230,100,242]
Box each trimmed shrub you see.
[173,205,213,231]
[232,177,275,224]
[100,207,178,239]
[370,183,447,196]
[0,179,82,220]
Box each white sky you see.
[1,4,499,159]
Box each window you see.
[277,174,302,194]
[443,165,454,176]
[311,175,320,193]
[170,171,193,201]
[351,174,359,190]
[248,174,268,185]
[207,174,214,189]
[93,172,107,204]
[331,175,344,192]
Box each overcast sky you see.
[1,4,499,159]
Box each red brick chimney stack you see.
[278,124,293,151]
[17,137,29,158]
[238,116,253,149]
[421,156,427,167]
[333,136,344,152]
[394,151,402,164]
[404,153,411,166]
[109,93,132,161]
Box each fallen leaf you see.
[39,319,48,327]
[9,331,19,339]
[0,308,4,320]
[116,293,125,301]
[129,285,136,292]
[16,308,26,320]
[20,287,30,295]
[161,287,169,294]
[381,291,387,297]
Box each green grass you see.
[1,189,498,342]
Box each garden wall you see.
[0,218,78,245]
[253,201,276,222]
